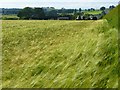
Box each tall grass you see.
[103,4,120,29]
[2,20,118,88]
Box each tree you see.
[79,8,82,12]
[17,7,45,20]
[46,10,58,19]
[65,9,74,13]
[61,7,66,14]
[88,9,91,11]
[109,5,115,9]
[74,9,77,13]
[50,7,55,10]
[33,8,45,19]
[100,7,106,11]
[17,7,33,19]
[91,8,95,11]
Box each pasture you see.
[1,15,19,20]
[84,10,102,15]
[2,20,118,88]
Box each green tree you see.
[17,7,33,19]
[100,7,106,11]
[33,8,45,19]
[109,5,115,9]
[79,8,82,12]
[74,9,77,14]
[46,10,58,19]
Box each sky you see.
[0,0,119,9]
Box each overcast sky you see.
[0,0,119,9]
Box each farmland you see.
[2,19,118,88]
[84,10,102,15]
[1,15,19,20]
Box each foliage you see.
[17,7,45,19]
[17,7,33,19]
[100,7,106,11]
[109,5,115,9]
[79,8,82,12]
[32,8,45,19]
[46,10,58,19]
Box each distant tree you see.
[17,7,45,19]
[74,9,77,14]
[65,9,74,13]
[50,7,55,10]
[33,8,45,19]
[79,8,82,12]
[91,8,95,11]
[46,10,58,19]
[100,7,106,11]
[73,12,80,20]
[17,7,33,19]
[88,9,91,11]
[61,7,65,10]
[109,5,115,9]
[61,7,66,14]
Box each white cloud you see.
[0,0,27,2]
[0,0,119,2]
[0,0,118,8]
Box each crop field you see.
[2,19,118,88]
[84,10,102,15]
[1,15,19,20]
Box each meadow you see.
[84,10,102,15]
[1,15,19,20]
[2,19,118,88]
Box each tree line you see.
[16,5,115,20]
[17,7,45,19]
[17,7,81,20]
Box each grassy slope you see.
[2,20,118,88]
[103,4,120,29]
[104,5,119,84]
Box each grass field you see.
[2,19,118,88]
[1,15,19,20]
[84,10,102,15]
